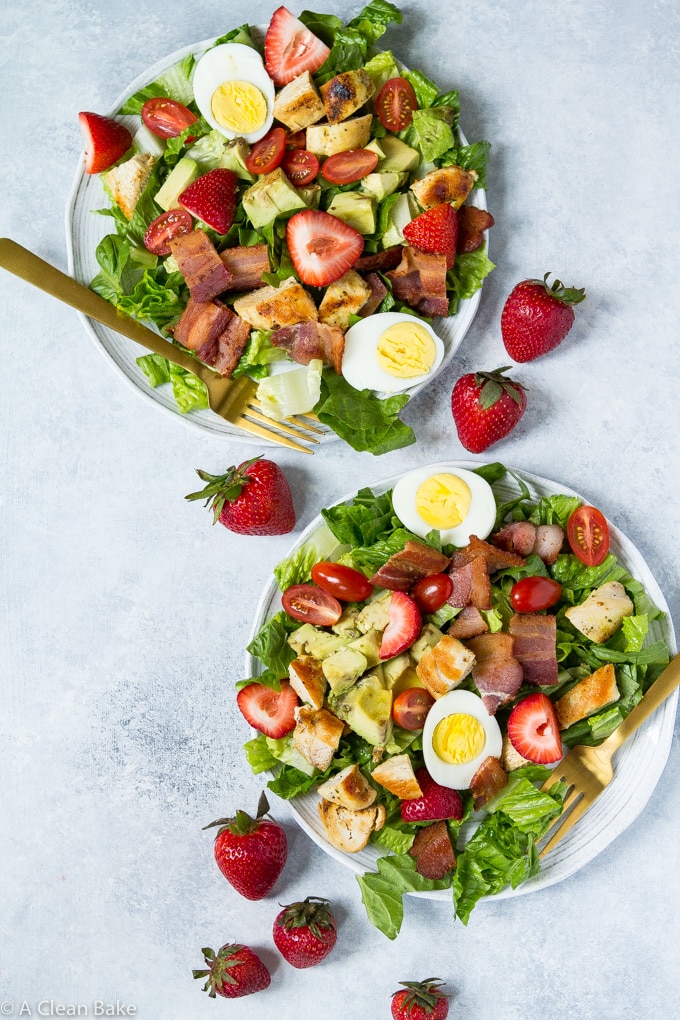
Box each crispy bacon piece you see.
[358,272,388,318]
[386,246,449,317]
[270,321,345,374]
[212,309,251,377]
[369,540,450,592]
[450,535,526,574]
[219,244,271,290]
[447,556,492,609]
[491,522,564,565]
[448,605,489,640]
[457,206,495,254]
[470,755,508,810]
[466,633,523,715]
[354,246,404,273]
[508,613,559,686]
[409,820,456,880]
[173,298,249,377]
[168,229,232,302]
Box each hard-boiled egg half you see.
[392,464,496,547]
[193,43,275,143]
[341,312,445,394]
[423,689,502,790]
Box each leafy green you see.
[447,245,496,304]
[363,49,400,89]
[321,487,396,547]
[437,140,490,188]
[528,493,582,528]
[136,353,171,388]
[404,69,439,108]
[239,611,297,691]
[357,852,450,940]
[211,24,257,49]
[403,107,455,162]
[135,354,208,412]
[307,1,402,84]
[117,269,186,328]
[273,526,345,590]
[118,53,196,113]
[231,329,287,380]
[314,371,416,455]
[347,0,403,46]
[243,735,280,774]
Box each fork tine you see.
[244,406,321,443]
[251,401,326,435]
[224,413,316,454]
[540,791,592,858]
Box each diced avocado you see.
[332,606,362,638]
[360,171,409,202]
[391,664,425,695]
[381,191,419,249]
[219,138,255,181]
[410,623,444,664]
[364,138,386,160]
[242,167,306,229]
[298,184,321,209]
[334,672,393,746]
[154,157,199,212]
[356,592,391,634]
[381,651,412,689]
[378,136,420,173]
[349,629,382,669]
[326,192,376,235]
[288,623,348,660]
[322,646,368,696]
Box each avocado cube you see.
[155,157,199,211]
[332,606,362,638]
[326,192,376,235]
[378,136,420,173]
[381,191,418,249]
[335,673,393,746]
[356,592,391,634]
[410,623,444,664]
[298,184,321,209]
[242,167,306,229]
[360,171,409,202]
[349,629,382,669]
[364,138,386,160]
[288,623,349,660]
[219,138,255,181]
[322,646,368,695]
[381,651,412,689]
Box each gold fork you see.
[0,238,322,454]
[540,650,680,857]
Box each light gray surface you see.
[1,1,679,1018]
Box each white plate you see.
[245,463,677,902]
[65,33,490,444]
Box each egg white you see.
[341,312,445,394]
[193,43,275,143]
[391,464,496,546]
[422,689,502,790]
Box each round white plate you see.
[65,34,490,444]
[245,463,677,902]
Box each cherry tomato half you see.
[282,149,320,186]
[282,584,342,625]
[310,562,374,603]
[245,127,286,175]
[321,148,379,185]
[143,209,194,255]
[286,130,307,150]
[510,576,563,613]
[392,688,435,731]
[567,505,610,566]
[375,77,418,132]
[411,573,453,614]
[141,97,198,138]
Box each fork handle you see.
[0,237,206,378]
[604,650,680,752]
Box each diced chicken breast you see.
[371,754,423,800]
[416,635,476,698]
[288,656,327,710]
[104,153,156,220]
[233,276,318,329]
[320,69,376,124]
[317,801,386,853]
[564,581,634,644]
[306,114,373,157]
[410,165,477,211]
[318,270,372,330]
[317,763,376,809]
[273,70,326,131]
[293,705,344,771]
[555,662,620,729]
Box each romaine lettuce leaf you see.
[357,852,450,940]
[118,53,196,114]
[274,525,345,590]
[314,371,416,455]
[321,486,396,546]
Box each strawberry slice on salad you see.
[403,203,459,270]
[179,168,238,235]
[507,692,563,764]
[78,112,132,174]
[379,592,422,660]
[286,209,364,287]
[237,680,298,739]
[264,6,331,86]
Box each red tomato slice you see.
[143,209,194,255]
[286,130,307,150]
[375,77,418,132]
[392,688,435,731]
[282,584,342,625]
[282,149,320,186]
[411,573,454,613]
[310,562,374,602]
[321,148,379,185]
[141,98,198,138]
[567,505,610,566]
[510,576,563,613]
[245,127,286,175]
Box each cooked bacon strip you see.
[354,246,404,273]
[450,535,526,574]
[470,755,508,810]
[491,521,538,558]
[448,605,489,640]
[386,246,449,317]
[212,309,251,377]
[168,229,232,302]
[447,556,491,609]
[369,540,450,592]
[508,613,559,686]
[457,206,495,254]
[271,321,345,375]
[219,244,270,290]
[533,524,564,565]
[409,820,456,880]
[466,633,523,715]
[172,297,230,364]
[358,272,388,318]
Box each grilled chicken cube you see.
[410,165,478,211]
[416,635,476,698]
[233,276,318,329]
[306,114,373,157]
[318,270,372,330]
[293,706,345,771]
[288,656,327,710]
[555,662,620,729]
[317,763,376,809]
[273,70,326,132]
[104,153,156,220]
[320,69,376,125]
[564,581,634,644]
[371,753,423,800]
[317,800,386,853]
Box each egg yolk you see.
[432,713,486,765]
[375,321,437,379]
[415,473,472,530]
[211,80,268,133]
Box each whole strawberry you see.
[179,167,238,235]
[193,943,271,999]
[204,792,288,900]
[391,978,449,1020]
[401,768,463,823]
[273,896,337,968]
[501,272,586,362]
[185,455,296,535]
[451,367,527,453]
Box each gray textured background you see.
[1,1,679,1017]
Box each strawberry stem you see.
[202,792,271,837]
[394,978,447,1013]
[529,272,586,305]
[185,456,263,523]
[473,367,526,409]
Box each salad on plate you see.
[239,462,674,936]
[76,2,494,453]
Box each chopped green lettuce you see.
[314,370,416,455]
[274,525,346,590]
[118,53,196,114]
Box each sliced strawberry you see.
[379,592,422,660]
[237,680,298,738]
[286,210,364,287]
[264,6,331,86]
[507,692,563,764]
[403,203,458,270]
[401,767,463,823]
[78,112,132,174]
[179,168,238,235]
